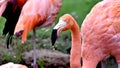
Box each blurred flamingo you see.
[0,62,28,68]
[0,0,27,48]
[52,0,120,68]
[14,0,62,68]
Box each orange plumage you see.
[81,0,120,68]
[14,0,62,67]
[14,0,62,43]
[17,0,27,8]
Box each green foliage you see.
[38,59,44,68]
[2,51,22,63]
[0,17,6,35]
[56,0,101,26]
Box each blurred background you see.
[0,0,117,68]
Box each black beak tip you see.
[51,29,58,46]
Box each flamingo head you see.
[14,13,40,37]
[51,14,74,45]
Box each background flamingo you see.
[0,0,27,48]
[14,0,62,68]
[0,62,28,68]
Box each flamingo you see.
[14,0,62,68]
[81,0,120,68]
[52,0,120,68]
[51,14,81,68]
[0,0,27,48]
[0,62,28,68]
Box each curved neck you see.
[70,19,81,68]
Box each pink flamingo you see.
[51,14,81,68]
[14,0,62,68]
[81,0,120,68]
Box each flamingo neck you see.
[70,19,81,68]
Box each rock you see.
[22,49,70,68]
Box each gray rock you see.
[22,49,70,68]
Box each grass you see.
[0,17,6,35]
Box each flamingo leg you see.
[33,29,38,68]
[118,64,120,68]
[101,61,105,68]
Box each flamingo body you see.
[14,0,62,68]
[81,0,120,68]
[14,0,62,43]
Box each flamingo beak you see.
[51,20,67,46]
[51,29,58,45]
